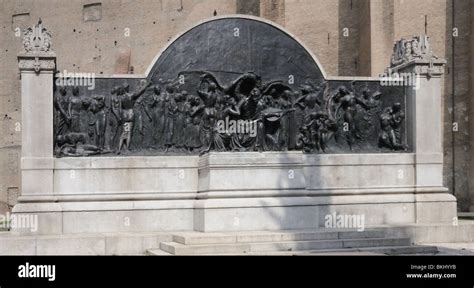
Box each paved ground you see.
[426,242,474,255]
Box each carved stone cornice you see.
[388,58,446,78]
[18,54,56,73]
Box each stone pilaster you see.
[389,36,456,224]
[17,19,56,197]
[13,19,62,235]
[392,59,446,188]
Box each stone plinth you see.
[389,57,456,224]
[14,43,58,234]
[13,156,199,234]
[12,150,456,234]
[194,152,456,232]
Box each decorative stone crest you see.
[18,18,56,74]
[387,35,446,78]
[390,35,438,68]
[22,18,52,54]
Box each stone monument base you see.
[12,152,457,235]
[194,152,456,232]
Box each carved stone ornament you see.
[390,35,438,68]
[18,18,56,74]
[22,18,52,54]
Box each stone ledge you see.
[388,58,447,77]
[21,157,54,170]
[199,151,304,167]
[18,192,198,203]
[304,153,416,166]
[199,152,419,167]
[415,153,444,164]
[194,194,418,209]
[18,53,56,73]
[197,186,448,199]
[54,156,200,170]
[13,199,195,213]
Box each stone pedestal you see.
[194,151,456,232]
[389,58,457,224]
[13,50,59,234]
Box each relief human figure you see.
[262,88,277,109]
[68,86,88,133]
[54,86,71,138]
[239,86,262,121]
[246,87,267,151]
[163,84,177,152]
[254,94,295,152]
[56,132,101,157]
[359,88,383,139]
[379,102,407,151]
[305,111,337,153]
[133,97,146,147]
[277,90,293,150]
[332,84,368,150]
[109,87,122,150]
[318,112,338,152]
[113,80,151,154]
[89,95,107,151]
[197,79,225,153]
[296,125,314,153]
[294,83,324,117]
[150,85,167,149]
[294,82,325,143]
[184,95,203,153]
[219,95,244,152]
[172,91,187,150]
[137,85,160,149]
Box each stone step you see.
[160,237,411,255]
[160,241,251,255]
[308,245,438,255]
[202,245,438,256]
[172,229,386,245]
[146,249,173,256]
[249,237,411,253]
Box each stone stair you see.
[147,229,439,256]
